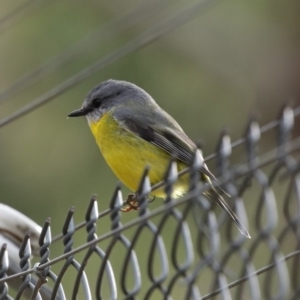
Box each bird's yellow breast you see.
[88,112,188,198]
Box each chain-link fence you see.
[0,105,300,300]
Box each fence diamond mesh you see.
[0,105,300,300]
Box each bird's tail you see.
[204,187,251,239]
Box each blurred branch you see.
[0,0,219,129]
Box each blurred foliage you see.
[0,0,300,275]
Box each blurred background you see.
[0,0,300,270]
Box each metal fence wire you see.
[0,104,300,300]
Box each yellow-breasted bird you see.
[68,79,250,238]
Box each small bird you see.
[68,80,250,238]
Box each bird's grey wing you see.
[115,112,217,180]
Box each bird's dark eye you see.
[92,98,102,108]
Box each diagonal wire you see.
[0,0,220,129]
[0,0,172,104]
[0,1,36,27]
[23,136,300,266]
[204,106,300,162]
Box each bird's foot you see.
[121,193,139,212]
[121,194,156,212]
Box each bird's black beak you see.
[68,107,91,117]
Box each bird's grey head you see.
[68,79,155,124]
